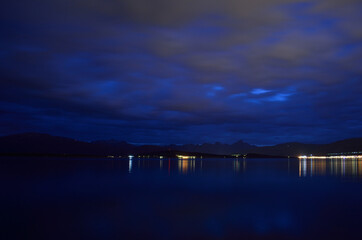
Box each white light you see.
[128,159,132,173]
[299,155,362,159]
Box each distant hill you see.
[0,133,361,157]
[0,133,172,156]
[170,140,255,155]
[0,133,133,156]
[0,133,92,155]
[170,138,362,157]
[90,139,135,155]
[251,138,362,157]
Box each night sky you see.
[1,0,361,145]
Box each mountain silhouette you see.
[0,133,361,157]
[250,138,362,156]
[171,140,255,155]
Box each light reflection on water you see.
[127,158,252,175]
[126,157,362,178]
[2,156,362,239]
[178,159,195,174]
[299,158,362,177]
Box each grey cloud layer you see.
[0,0,361,144]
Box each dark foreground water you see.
[1,157,362,240]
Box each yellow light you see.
[176,155,196,159]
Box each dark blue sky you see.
[0,0,361,145]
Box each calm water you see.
[1,157,362,239]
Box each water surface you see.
[1,157,362,239]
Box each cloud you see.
[0,0,361,144]
[251,89,272,95]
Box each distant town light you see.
[176,155,196,159]
[298,155,362,159]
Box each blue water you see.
[1,157,362,239]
